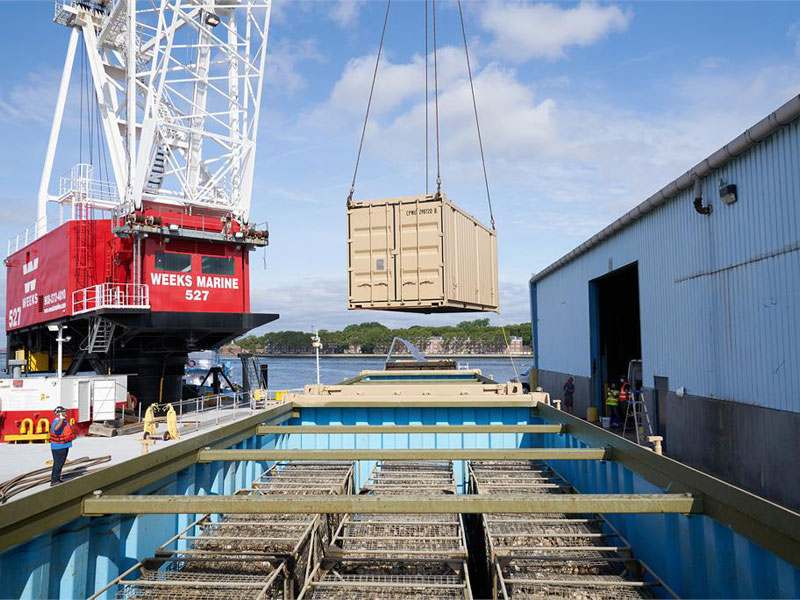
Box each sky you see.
[1,0,800,338]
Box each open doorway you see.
[589,262,642,410]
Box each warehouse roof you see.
[531,94,800,283]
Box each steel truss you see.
[40,0,273,238]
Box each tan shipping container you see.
[347,193,498,313]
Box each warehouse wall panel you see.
[534,117,800,413]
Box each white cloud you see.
[372,63,557,169]
[789,21,800,56]
[0,70,60,125]
[328,46,469,119]
[481,1,632,62]
[330,0,366,28]
[699,57,727,70]
[266,38,326,95]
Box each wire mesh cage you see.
[470,460,661,600]
[301,460,473,599]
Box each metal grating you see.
[470,460,660,600]
[105,461,354,600]
[115,565,287,600]
[303,460,472,599]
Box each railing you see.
[136,388,296,435]
[7,217,46,256]
[72,283,150,315]
[59,163,120,209]
[112,206,269,242]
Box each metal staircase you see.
[146,146,167,190]
[240,354,265,393]
[88,317,115,353]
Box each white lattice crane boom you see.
[37,0,272,238]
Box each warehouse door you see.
[589,262,642,410]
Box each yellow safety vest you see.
[606,390,619,406]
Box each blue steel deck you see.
[0,402,798,599]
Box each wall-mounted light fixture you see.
[719,180,737,205]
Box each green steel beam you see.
[197,447,608,462]
[82,493,701,516]
[533,403,800,568]
[291,397,537,408]
[255,424,566,435]
[0,403,293,554]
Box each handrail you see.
[72,283,150,314]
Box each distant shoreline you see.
[221,353,533,360]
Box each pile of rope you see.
[0,455,112,503]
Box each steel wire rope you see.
[432,0,442,195]
[500,323,520,383]
[425,0,429,195]
[457,0,495,230]
[96,95,110,187]
[88,63,95,171]
[347,0,392,205]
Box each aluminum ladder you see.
[623,359,653,445]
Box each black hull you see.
[6,311,279,407]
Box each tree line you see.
[236,319,532,355]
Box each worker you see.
[49,406,76,486]
[562,377,575,414]
[606,383,620,427]
[619,377,633,420]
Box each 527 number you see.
[7,307,21,328]
[185,290,209,301]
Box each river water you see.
[225,356,532,391]
[0,353,532,390]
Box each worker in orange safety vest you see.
[50,406,76,486]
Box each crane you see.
[42,0,272,229]
[4,0,278,415]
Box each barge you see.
[0,368,798,598]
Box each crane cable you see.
[347,0,392,206]
[457,0,495,230]
[425,0,429,195]
[432,0,442,196]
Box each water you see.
[0,352,531,390]
[224,356,532,391]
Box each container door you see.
[397,198,443,301]
[77,380,91,422]
[92,379,117,421]
[348,203,395,304]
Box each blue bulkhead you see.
[0,406,798,599]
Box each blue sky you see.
[2,1,800,337]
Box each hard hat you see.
[54,406,67,415]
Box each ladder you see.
[88,317,116,353]
[623,359,653,445]
[239,354,264,393]
[74,202,94,290]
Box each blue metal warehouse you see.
[530,95,800,511]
